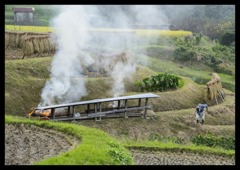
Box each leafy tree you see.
[219,31,235,46]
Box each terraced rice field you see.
[5,124,79,165]
[130,149,235,165]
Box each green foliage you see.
[124,140,235,157]
[194,33,202,45]
[174,37,235,75]
[149,134,185,144]
[5,115,134,165]
[174,36,202,60]
[134,45,174,59]
[136,72,181,92]
[214,63,235,75]
[107,141,134,165]
[174,45,196,60]
[191,133,235,150]
[219,31,235,46]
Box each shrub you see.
[149,134,185,144]
[191,133,235,150]
[107,141,133,165]
[174,37,235,76]
[219,31,235,46]
[195,33,202,45]
[174,45,196,60]
[136,72,181,92]
[214,63,235,75]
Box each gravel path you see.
[5,124,78,165]
[130,149,235,165]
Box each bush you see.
[219,31,235,46]
[195,33,202,45]
[147,46,174,58]
[191,133,235,150]
[214,63,235,75]
[174,45,196,60]
[149,134,185,144]
[173,37,235,75]
[135,72,181,92]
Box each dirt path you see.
[5,123,79,165]
[130,149,235,165]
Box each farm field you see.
[5,5,235,166]
[5,50,235,165]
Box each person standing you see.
[195,103,208,125]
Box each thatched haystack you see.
[32,36,40,54]
[93,51,134,75]
[38,37,45,55]
[18,32,27,48]
[205,72,225,105]
[42,36,50,55]
[5,31,10,48]
[23,37,34,57]
[9,32,17,48]
[6,31,57,57]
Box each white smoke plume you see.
[110,52,136,98]
[39,5,93,106]
[39,5,170,106]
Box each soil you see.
[5,123,79,165]
[130,149,235,165]
[5,47,24,60]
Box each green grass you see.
[5,57,52,115]
[123,140,234,158]
[78,91,235,145]
[136,55,235,92]
[4,56,158,116]
[5,51,235,164]
[5,115,134,165]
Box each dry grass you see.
[78,93,235,143]
[5,31,56,58]
[5,54,235,161]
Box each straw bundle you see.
[32,36,40,54]
[5,32,10,48]
[48,38,54,53]
[43,37,50,54]
[38,37,45,54]
[23,37,34,56]
[9,32,16,48]
[18,32,26,48]
[15,32,21,48]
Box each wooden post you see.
[94,103,97,113]
[118,100,120,109]
[67,106,70,117]
[124,99,128,118]
[95,116,102,121]
[87,104,90,114]
[72,106,75,118]
[144,98,149,119]
[99,103,102,112]
[51,108,55,120]
[138,98,141,107]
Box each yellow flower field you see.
[5,25,192,37]
[5,25,53,33]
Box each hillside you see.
[5,55,235,165]
[5,51,235,165]
[5,5,235,165]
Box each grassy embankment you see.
[5,56,235,163]
[5,115,134,165]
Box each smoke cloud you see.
[39,5,92,106]
[39,5,169,106]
